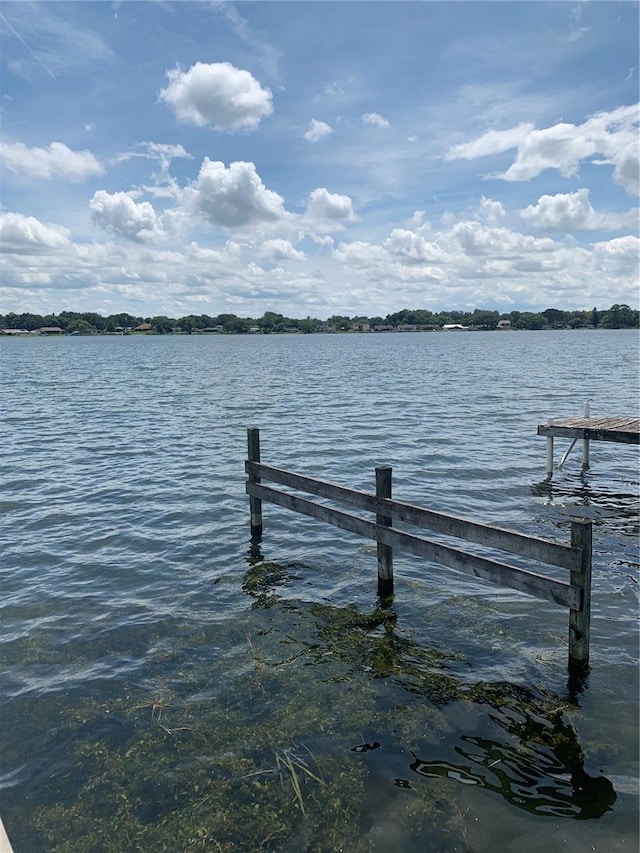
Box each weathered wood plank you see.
[569,519,592,665]
[246,461,580,570]
[247,428,263,538]
[246,482,579,609]
[376,466,393,596]
[538,417,640,445]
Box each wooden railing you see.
[245,428,592,669]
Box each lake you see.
[1,329,638,852]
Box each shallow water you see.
[0,330,638,851]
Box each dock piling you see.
[375,466,394,597]
[546,417,554,477]
[247,427,263,539]
[582,401,590,470]
[569,518,592,667]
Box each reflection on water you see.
[532,472,640,539]
[409,702,616,820]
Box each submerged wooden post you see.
[546,417,554,477]
[568,518,592,667]
[247,427,263,539]
[376,465,393,597]
[582,401,590,470]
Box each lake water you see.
[1,330,638,852]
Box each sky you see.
[0,0,638,320]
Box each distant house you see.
[38,327,65,335]
[497,319,511,329]
[352,321,370,332]
[134,322,153,332]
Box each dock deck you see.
[537,416,639,445]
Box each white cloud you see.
[445,104,640,196]
[159,62,273,131]
[186,158,286,228]
[90,191,163,242]
[0,211,71,250]
[362,112,391,129]
[0,140,104,182]
[593,235,640,276]
[305,188,354,222]
[383,229,448,263]
[116,142,191,168]
[446,123,534,161]
[520,188,637,231]
[303,119,333,142]
[611,143,639,197]
[260,239,305,262]
[478,197,505,224]
[450,220,557,257]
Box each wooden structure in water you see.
[538,403,639,476]
[246,427,593,670]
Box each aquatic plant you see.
[22,556,614,851]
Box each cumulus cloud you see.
[260,239,306,262]
[90,191,163,242]
[305,188,354,222]
[593,235,640,275]
[450,221,557,256]
[383,229,448,263]
[362,112,391,128]
[445,104,640,195]
[159,62,273,131]
[303,119,333,142]
[0,140,104,182]
[0,211,71,250]
[186,158,286,228]
[520,188,637,231]
[478,197,505,224]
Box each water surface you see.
[1,330,638,851]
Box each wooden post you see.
[376,466,393,597]
[568,518,592,668]
[247,427,263,539]
[582,401,590,470]
[546,417,554,477]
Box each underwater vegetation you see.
[4,555,617,852]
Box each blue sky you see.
[1,0,638,319]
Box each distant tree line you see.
[0,304,638,335]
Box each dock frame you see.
[538,404,639,476]
[246,427,593,672]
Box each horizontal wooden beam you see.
[246,461,581,571]
[246,481,581,610]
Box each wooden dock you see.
[537,416,640,445]
[538,405,639,475]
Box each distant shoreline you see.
[1,325,638,338]
[1,303,638,335]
